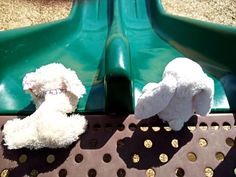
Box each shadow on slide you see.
[0,0,236,115]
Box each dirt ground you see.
[162,0,236,26]
[0,0,73,31]
[0,0,235,31]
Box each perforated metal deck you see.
[0,114,235,177]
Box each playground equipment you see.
[0,0,236,176]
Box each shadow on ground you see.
[116,115,196,169]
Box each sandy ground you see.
[162,0,236,26]
[0,0,235,30]
[0,0,73,31]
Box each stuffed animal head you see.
[23,63,86,109]
[135,57,214,131]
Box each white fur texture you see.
[2,63,87,149]
[135,57,214,131]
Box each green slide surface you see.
[0,0,236,114]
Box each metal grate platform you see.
[0,114,235,177]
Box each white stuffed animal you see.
[2,63,87,149]
[135,57,214,131]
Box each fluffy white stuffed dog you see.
[2,63,87,149]
[135,57,214,131]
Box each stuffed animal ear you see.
[64,70,86,99]
[135,76,177,119]
[22,72,37,91]
[168,119,184,131]
[193,76,214,116]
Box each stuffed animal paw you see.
[2,63,87,149]
[135,57,214,131]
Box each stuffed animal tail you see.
[135,76,177,119]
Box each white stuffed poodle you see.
[135,57,214,131]
[2,63,87,149]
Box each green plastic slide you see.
[0,0,236,114]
